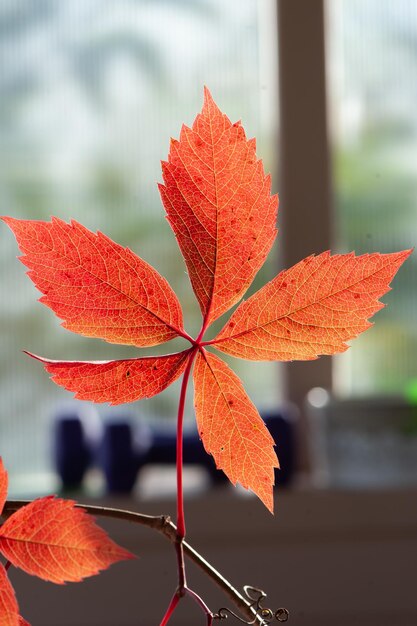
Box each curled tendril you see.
[214,586,289,624]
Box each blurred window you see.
[327,0,417,395]
[0,0,279,490]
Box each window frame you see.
[277,0,332,470]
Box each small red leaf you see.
[0,497,134,584]
[159,87,278,327]
[0,564,19,626]
[193,350,278,512]
[26,350,191,405]
[213,250,413,360]
[0,459,7,517]
[2,217,184,347]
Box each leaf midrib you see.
[0,534,113,552]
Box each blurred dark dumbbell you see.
[99,417,151,493]
[53,405,101,490]
[53,405,297,494]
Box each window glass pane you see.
[327,0,417,396]
[0,0,279,491]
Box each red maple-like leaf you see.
[25,350,190,405]
[2,88,412,512]
[0,458,133,624]
[0,496,134,584]
[159,87,278,326]
[0,564,30,626]
[0,564,20,626]
[2,216,185,347]
[212,250,412,360]
[194,351,278,511]
[0,459,7,518]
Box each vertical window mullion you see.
[277,0,333,470]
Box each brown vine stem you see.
[3,500,262,624]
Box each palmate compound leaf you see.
[0,565,20,626]
[159,87,278,327]
[26,350,191,405]
[193,350,278,513]
[2,89,412,513]
[0,496,135,584]
[212,250,413,360]
[1,217,184,348]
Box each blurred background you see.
[0,0,280,485]
[0,1,416,625]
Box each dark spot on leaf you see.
[229,322,235,328]
[228,400,234,406]
[249,216,254,222]
[153,365,158,370]
[354,293,360,299]
[281,282,287,288]
[126,370,131,378]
